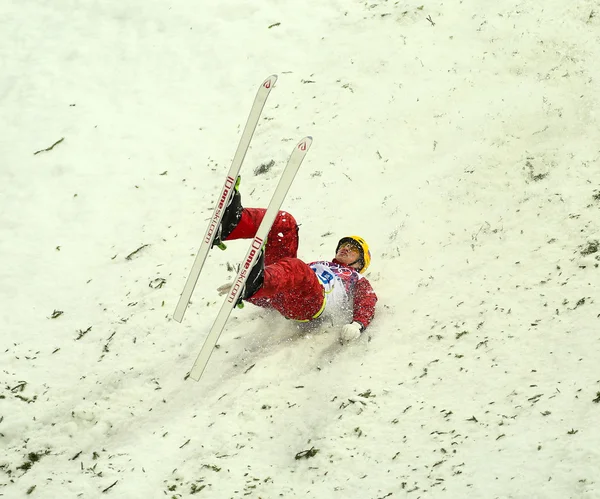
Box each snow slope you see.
[1,0,599,497]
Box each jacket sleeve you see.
[352,277,377,330]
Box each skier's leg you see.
[247,257,324,321]
[264,211,299,265]
[227,208,299,265]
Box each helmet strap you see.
[347,257,364,271]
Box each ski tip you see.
[263,75,278,88]
[297,136,313,151]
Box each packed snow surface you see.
[2,0,599,497]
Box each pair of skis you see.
[173,75,312,381]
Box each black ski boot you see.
[214,176,243,248]
[237,246,265,305]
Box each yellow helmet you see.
[336,236,371,273]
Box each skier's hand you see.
[340,322,363,343]
[217,282,233,296]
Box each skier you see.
[213,180,377,343]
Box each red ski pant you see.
[226,208,325,321]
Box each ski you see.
[189,137,313,381]
[173,75,278,323]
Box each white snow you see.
[2,0,600,497]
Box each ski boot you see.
[214,176,243,249]
[236,245,265,307]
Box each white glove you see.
[217,282,233,296]
[340,322,363,343]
